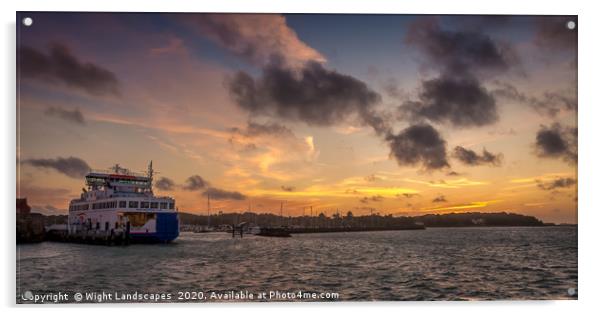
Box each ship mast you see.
[147,160,154,193]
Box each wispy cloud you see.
[44,106,85,125]
[202,187,246,200]
[537,177,576,191]
[24,156,90,179]
[179,14,325,68]
[404,178,489,189]
[19,42,120,96]
[425,200,502,212]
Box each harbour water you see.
[16,226,577,302]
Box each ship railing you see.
[88,169,148,178]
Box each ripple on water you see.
[17,227,577,301]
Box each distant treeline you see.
[413,212,544,227]
[179,211,545,228]
[27,211,546,228]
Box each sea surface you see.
[16,226,577,303]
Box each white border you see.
[2,1,601,315]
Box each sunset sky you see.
[16,13,577,223]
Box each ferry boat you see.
[67,162,179,243]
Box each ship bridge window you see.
[141,201,150,208]
[150,202,158,209]
[119,201,126,208]
[160,202,167,209]
[129,201,139,208]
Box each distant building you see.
[16,198,45,243]
[16,198,31,216]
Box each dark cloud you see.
[535,123,577,164]
[230,121,294,138]
[534,16,577,50]
[227,57,389,135]
[155,177,176,191]
[432,195,447,203]
[19,42,120,95]
[25,156,90,178]
[386,123,449,170]
[452,146,503,166]
[183,175,208,191]
[44,106,85,125]
[359,195,384,203]
[537,177,576,191]
[400,74,498,127]
[202,187,246,200]
[401,18,520,128]
[492,81,577,118]
[406,17,515,77]
[281,185,295,192]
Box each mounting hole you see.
[567,287,576,296]
[566,20,576,30]
[22,17,33,27]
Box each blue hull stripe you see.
[130,213,179,243]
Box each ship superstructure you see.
[68,161,179,243]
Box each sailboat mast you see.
[280,201,283,226]
[207,194,211,227]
